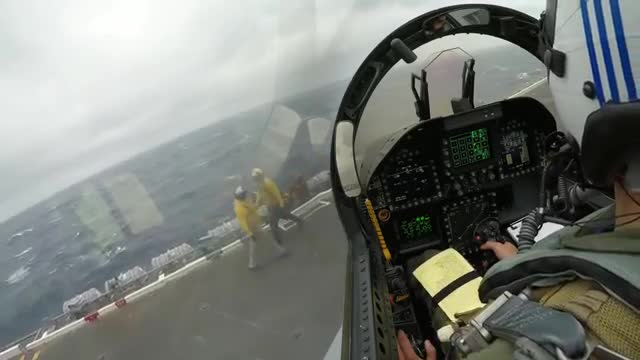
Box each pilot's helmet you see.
[542,0,640,189]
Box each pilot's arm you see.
[397,330,436,360]
[479,241,517,260]
[398,310,515,360]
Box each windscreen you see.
[355,34,550,174]
[0,1,545,359]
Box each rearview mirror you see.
[449,8,490,26]
[424,8,490,35]
[335,121,361,197]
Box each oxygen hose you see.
[539,163,550,209]
[557,175,569,212]
[519,162,550,252]
[519,134,579,252]
[517,209,543,252]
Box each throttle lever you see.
[408,333,426,359]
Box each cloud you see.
[0,0,545,220]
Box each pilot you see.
[251,168,304,245]
[399,1,640,359]
[233,186,287,270]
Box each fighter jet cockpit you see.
[330,4,629,360]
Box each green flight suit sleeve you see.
[462,339,515,360]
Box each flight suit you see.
[256,177,303,244]
[457,278,640,359]
[234,198,261,238]
[234,198,285,269]
[449,208,640,359]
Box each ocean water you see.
[0,88,341,346]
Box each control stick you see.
[473,218,506,245]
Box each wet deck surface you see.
[15,202,347,360]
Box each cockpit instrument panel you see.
[448,127,491,168]
[399,213,433,240]
[364,98,556,267]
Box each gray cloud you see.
[0,0,544,220]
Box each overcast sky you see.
[0,0,543,221]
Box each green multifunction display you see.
[400,215,433,240]
[449,128,491,168]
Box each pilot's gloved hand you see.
[397,330,436,360]
[480,241,517,260]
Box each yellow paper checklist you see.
[412,249,485,321]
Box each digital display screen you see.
[501,130,531,169]
[449,128,491,168]
[400,214,433,241]
[447,202,486,246]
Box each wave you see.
[7,228,33,244]
[7,266,30,285]
[25,255,37,266]
[13,247,33,258]
[192,160,210,169]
